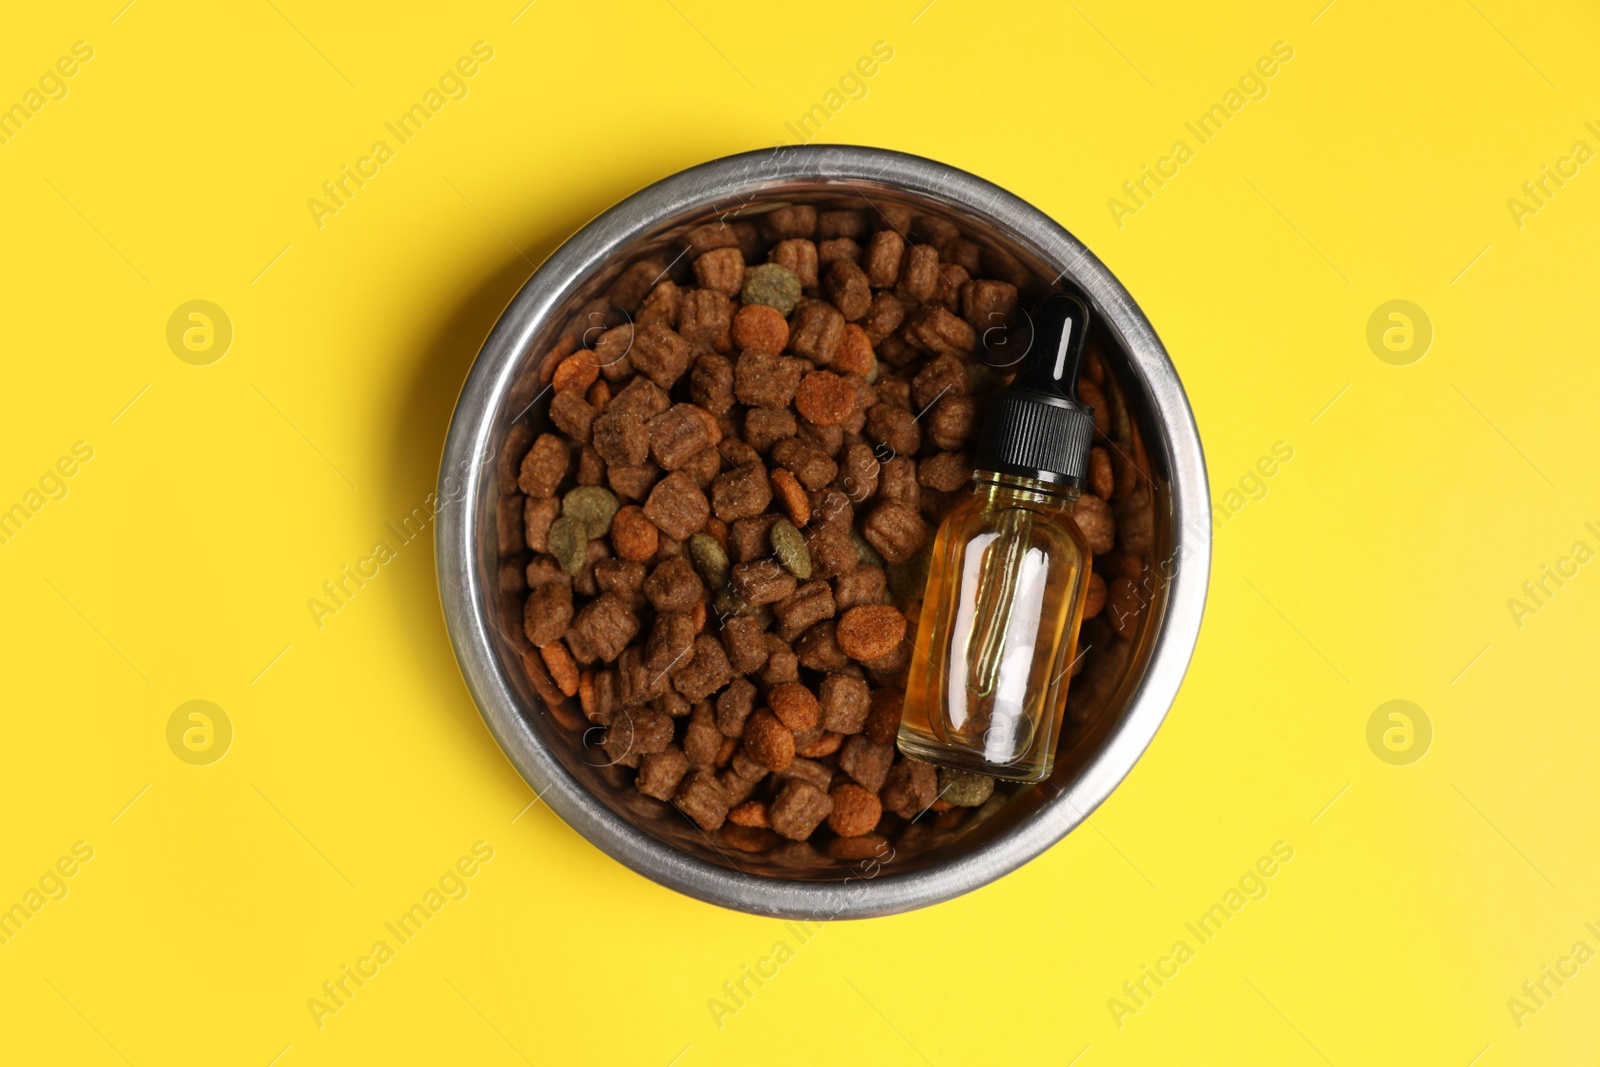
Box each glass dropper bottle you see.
[897,292,1098,783]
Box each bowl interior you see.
[472,179,1172,881]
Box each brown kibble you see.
[864,403,921,457]
[861,292,906,345]
[1084,572,1107,619]
[522,495,559,554]
[720,615,769,675]
[731,304,790,353]
[818,238,860,272]
[794,371,860,428]
[769,779,833,841]
[862,501,927,564]
[643,556,704,613]
[927,395,980,451]
[744,709,795,772]
[771,438,838,491]
[768,238,819,288]
[1089,447,1114,500]
[1072,493,1116,554]
[711,464,772,522]
[795,618,849,671]
[961,278,1018,333]
[787,299,845,365]
[917,451,971,493]
[693,246,746,295]
[839,734,895,791]
[523,581,573,648]
[824,260,872,321]
[673,633,734,701]
[773,579,835,643]
[678,289,735,352]
[714,677,757,737]
[518,433,570,498]
[630,321,694,388]
[647,404,716,471]
[727,800,771,828]
[881,757,938,819]
[895,244,940,302]
[734,350,805,409]
[591,411,649,467]
[835,604,906,662]
[636,746,690,801]
[905,305,977,357]
[768,682,820,732]
[610,505,660,562]
[565,593,640,664]
[674,770,731,831]
[828,783,882,837]
[863,230,904,288]
[730,559,797,606]
[911,354,971,411]
[643,471,710,541]
[540,640,579,697]
[819,672,871,734]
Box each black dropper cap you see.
[972,291,1097,489]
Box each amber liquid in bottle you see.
[898,472,1092,782]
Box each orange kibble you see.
[727,800,771,828]
[768,682,820,731]
[704,516,728,546]
[832,323,875,377]
[587,378,611,411]
[769,468,811,527]
[540,640,580,696]
[578,669,596,718]
[794,371,859,427]
[610,505,659,562]
[731,303,790,353]
[552,350,600,394]
[691,599,707,633]
[835,604,907,662]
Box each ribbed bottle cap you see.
[972,292,1097,488]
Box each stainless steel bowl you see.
[437,145,1209,919]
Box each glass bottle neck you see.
[971,470,1081,510]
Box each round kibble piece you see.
[562,485,620,539]
[835,604,906,661]
[546,516,589,576]
[743,709,795,772]
[770,518,812,579]
[741,263,802,315]
[731,303,790,353]
[827,783,882,837]
[768,682,820,732]
[610,505,658,562]
[794,371,859,427]
[938,768,996,808]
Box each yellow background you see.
[2,0,1597,1063]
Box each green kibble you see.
[741,263,802,316]
[851,530,884,569]
[547,516,589,576]
[887,540,933,600]
[562,486,619,540]
[770,518,811,579]
[689,532,730,590]
[938,768,996,808]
